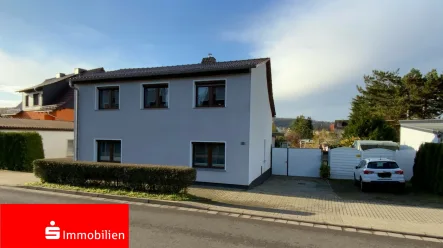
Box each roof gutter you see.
[69,79,79,161]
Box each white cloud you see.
[225,0,443,104]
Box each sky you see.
[1,0,443,121]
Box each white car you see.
[353,158,405,192]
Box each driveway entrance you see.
[272,148,322,178]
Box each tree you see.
[272,122,278,133]
[289,115,314,140]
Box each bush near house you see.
[0,132,44,172]
[33,159,196,194]
[319,161,330,179]
[411,143,443,194]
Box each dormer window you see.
[33,93,40,106]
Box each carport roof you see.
[0,118,73,131]
[399,119,443,133]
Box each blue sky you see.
[1,0,443,121]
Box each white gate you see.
[272,148,321,177]
[329,147,416,180]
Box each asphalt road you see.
[0,187,440,248]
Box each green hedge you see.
[411,143,443,194]
[33,159,197,193]
[0,132,44,171]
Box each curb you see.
[11,185,443,242]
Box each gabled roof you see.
[399,119,443,133]
[18,67,105,92]
[71,58,270,82]
[0,118,73,131]
[72,57,276,117]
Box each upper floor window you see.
[25,95,29,107]
[195,80,225,108]
[98,87,119,110]
[33,93,40,106]
[143,84,168,108]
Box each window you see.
[33,93,39,106]
[195,80,225,107]
[143,84,168,108]
[367,161,399,169]
[97,140,121,163]
[67,140,74,157]
[25,95,29,107]
[98,87,119,109]
[192,142,225,169]
[357,160,365,168]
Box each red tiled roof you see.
[0,118,73,131]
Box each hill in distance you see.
[274,118,333,131]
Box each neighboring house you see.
[399,119,443,150]
[0,118,74,158]
[1,68,104,121]
[71,55,276,188]
[352,140,399,151]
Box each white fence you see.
[329,147,416,180]
[272,148,322,178]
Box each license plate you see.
[378,173,391,178]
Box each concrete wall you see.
[76,73,252,186]
[248,63,272,184]
[400,127,437,150]
[1,129,73,158]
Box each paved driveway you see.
[189,176,443,236]
[0,170,39,186]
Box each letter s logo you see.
[45,221,60,240]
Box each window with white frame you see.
[97,140,121,163]
[195,80,225,108]
[192,142,225,169]
[143,84,168,108]
[98,87,119,109]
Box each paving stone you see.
[314,224,328,229]
[404,235,423,241]
[217,212,230,216]
[207,211,218,214]
[343,228,357,232]
[357,230,373,234]
[327,226,342,231]
[422,237,440,242]
[387,233,405,238]
[275,219,288,224]
[250,216,263,220]
[287,221,300,225]
[262,218,276,222]
[300,222,314,227]
[240,215,251,219]
[228,213,240,217]
[373,231,389,236]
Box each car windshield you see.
[367,161,399,169]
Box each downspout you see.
[69,79,79,161]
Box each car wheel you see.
[354,173,358,186]
[360,177,368,192]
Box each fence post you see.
[286,147,289,176]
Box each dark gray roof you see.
[399,119,443,133]
[18,67,105,92]
[0,118,73,131]
[71,58,270,82]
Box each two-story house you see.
[71,56,276,188]
[1,68,104,121]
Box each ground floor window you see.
[192,142,225,169]
[97,140,121,163]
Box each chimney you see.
[56,73,66,78]
[74,68,86,75]
[201,53,216,64]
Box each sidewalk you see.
[0,170,39,186]
[188,177,443,237]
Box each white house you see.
[0,118,74,158]
[399,119,443,150]
[70,55,276,188]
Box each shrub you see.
[411,143,443,194]
[0,132,44,171]
[33,159,196,194]
[320,161,330,179]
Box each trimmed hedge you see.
[0,132,44,171]
[411,143,443,194]
[33,159,197,193]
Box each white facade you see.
[400,127,438,151]
[1,129,74,158]
[248,63,272,184]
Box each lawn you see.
[26,182,208,202]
